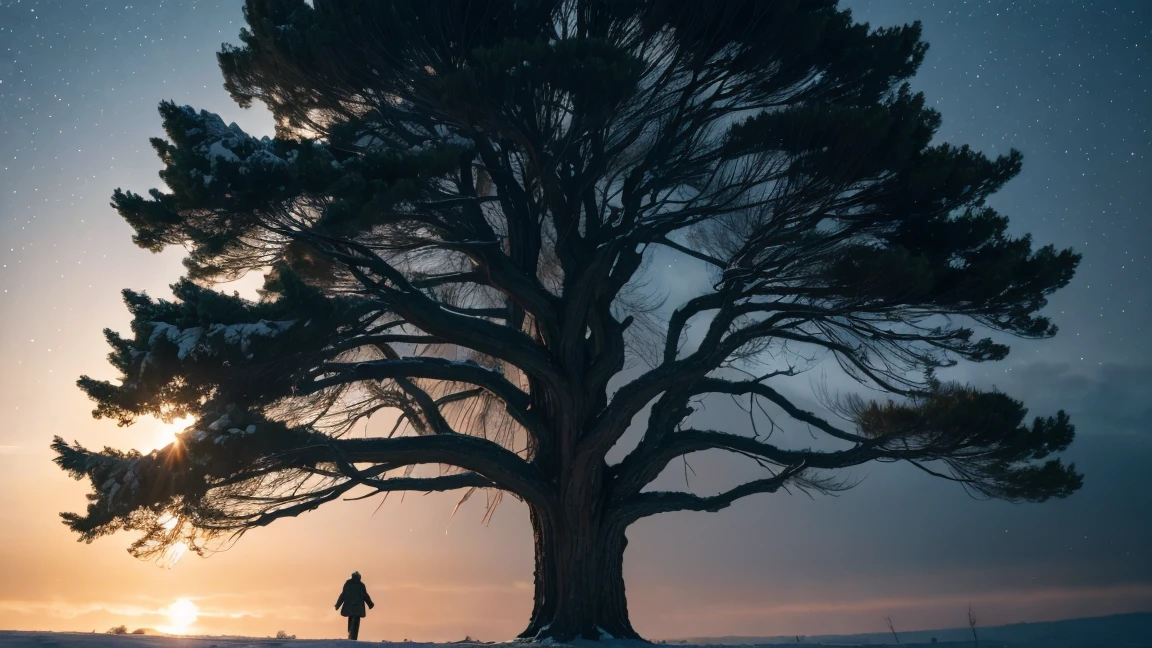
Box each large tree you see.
[54,0,1083,641]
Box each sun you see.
[166,598,199,634]
[153,415,196,451]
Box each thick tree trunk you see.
[518,504,639,641]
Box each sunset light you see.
[156,514,190,570]
[164,598,199,634]
[153,415,196,451]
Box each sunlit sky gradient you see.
[1,0,1151,642]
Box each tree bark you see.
[518,504,639,641]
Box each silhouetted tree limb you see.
[615,462,810,522]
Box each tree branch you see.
[653,235,728,269]
[611,427,875,503]
[690,377,866,443]
[411,271,487,289]
[305,357,536,431]
[613,462,808,523]
[347,471,496,495]
[247,481,358,528]
[327,434,552,507]
[314,239,565,391]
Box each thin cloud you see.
[0,600,164,619]
[0,599,265,621]
[706,583,1152,617]
[971,362,1152,436]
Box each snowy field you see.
[0,636,986,648]
[2,614,1151,648]
[0,635,526,648]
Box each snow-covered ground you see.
[0,636,977,648]
[2,614,1150,648]
[0,634,471,648]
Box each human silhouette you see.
[335,570,375,640]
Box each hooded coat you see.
[336,574,374,618]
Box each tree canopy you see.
[55,0,1082,640]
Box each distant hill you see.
[667,612,1152,647]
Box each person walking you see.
[335,570,375,640]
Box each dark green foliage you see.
[76,269,368,426]
[849,381,1081,501]
[53,409,324,554]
